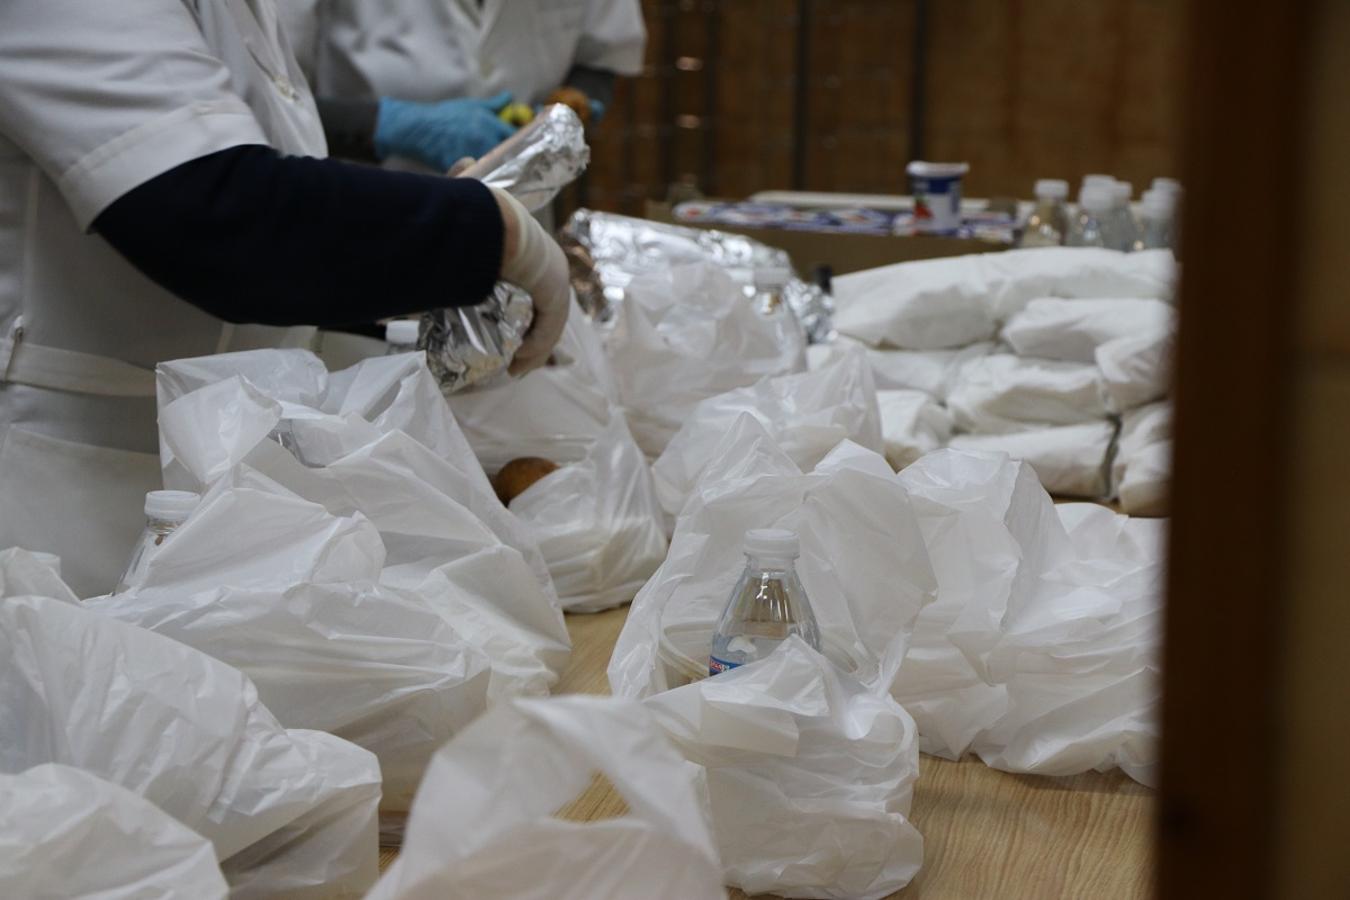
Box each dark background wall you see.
[580,0,1184,213]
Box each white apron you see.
[0,0,326,597]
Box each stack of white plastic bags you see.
[91,349,571,838]
[611,408,1162,897]
[820,247,1176,508]
[448,300,668,611]
[1,549,383,898]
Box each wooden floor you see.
[379,606,1154,899]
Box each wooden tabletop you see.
[379,606,1154,899]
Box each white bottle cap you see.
[744,528,800,561]
[1112,180,1133,203]
[726,267,757,286]
[755,265,793,289]
[145,490,201,522]
[1081,174,1115,190]
[385,319,420,345]
[1151,177,1182,196]
[906,160,970,178]
[1140,189,1177,218]
[1034,179,1069,200]
[1079,184,1114,214]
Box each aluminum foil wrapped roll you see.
[421,104,588,393]
[560,209,835,342]
[421,283,534,395]
[461,103,590,212]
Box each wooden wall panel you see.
[924,0,1183,198]
[579,0,1182,215]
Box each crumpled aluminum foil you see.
[560,209,835,343]
[422,283,534,394]
[462,103,591,212]
[422,103,588,394]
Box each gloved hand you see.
[491,187,570,375]
[375,92,515,171]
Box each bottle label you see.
[709,656,741,677]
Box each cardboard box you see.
[644,201,1008,277]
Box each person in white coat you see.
[0,0,571,597]
[280,0,646,173]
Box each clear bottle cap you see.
[744,528,800,561]
[1079,184,1114,213]
[145,490,201,522]
[385,320,420,345]
[1034,179,1069,200]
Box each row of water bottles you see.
[1020,174,1181,252]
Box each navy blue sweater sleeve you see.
[92,145,504,327]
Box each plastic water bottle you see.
[113,490,201,594]
[1109,180,1140,251]
[1068,183,1115,248]
[1019,179,1070,248]
[709,528,821,675]
[1137,188,1178,250]
[384,319,420,354]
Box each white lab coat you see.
[0,0,326,597]
[287,0,646,105]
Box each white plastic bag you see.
[604,260,807,457]
[1096,326,1175,412]
[833,257,998,350]
[0,547,76,604]
[972,503,1164,785]
[367,695,725,900]
[0,595,382,898]
[947,354,1111,431]
[448,304,667,611]
[892,450,1073,758]
[869,342,995,400]
[877,389,953,470]
[1115,403,1172,515]
[0,764,229,900]
[894,452,1162,783]
[652,350,882,518]
[1001,297,1175,363]
[1114,402,1172,488]
[96,479,494,818]
[646,638,923,900]
[1119,442,1171,516]
[810,337,994,402]
[948,421,1118,498]
[155,349,571,695]
[610,414,936,700]
[835,247,1176,349]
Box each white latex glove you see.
[492,187,570,376]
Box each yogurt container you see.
[907,160,970,234]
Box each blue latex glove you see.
[374,92,516,171]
